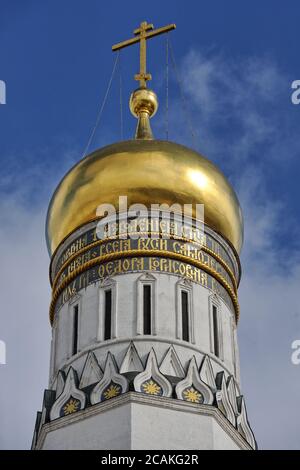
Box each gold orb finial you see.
[129,88,158,139]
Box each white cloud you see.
[238,169,300,449]
[0,148,78,449]
[0,197,50,449]
[178,49,300,449]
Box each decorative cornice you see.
[35,392,253,450]
[50,336,238,388]
[39,345,255,449]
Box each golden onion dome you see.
[46,138,243,255]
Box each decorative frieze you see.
[35,345,256,449]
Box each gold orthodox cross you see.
[112,21,176,88]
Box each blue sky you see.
[1,0,300,449]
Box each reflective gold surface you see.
[130,88,158,118]
[129,88,158,139]
[46,140,244,255]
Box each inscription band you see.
[52,237,237,293]
[49,250,239,324]
[52,223,239,282]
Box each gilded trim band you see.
[49,249,239,325]
[51,220,240,282]
[52,237,237,294]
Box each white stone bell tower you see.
[32,21,256,450]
